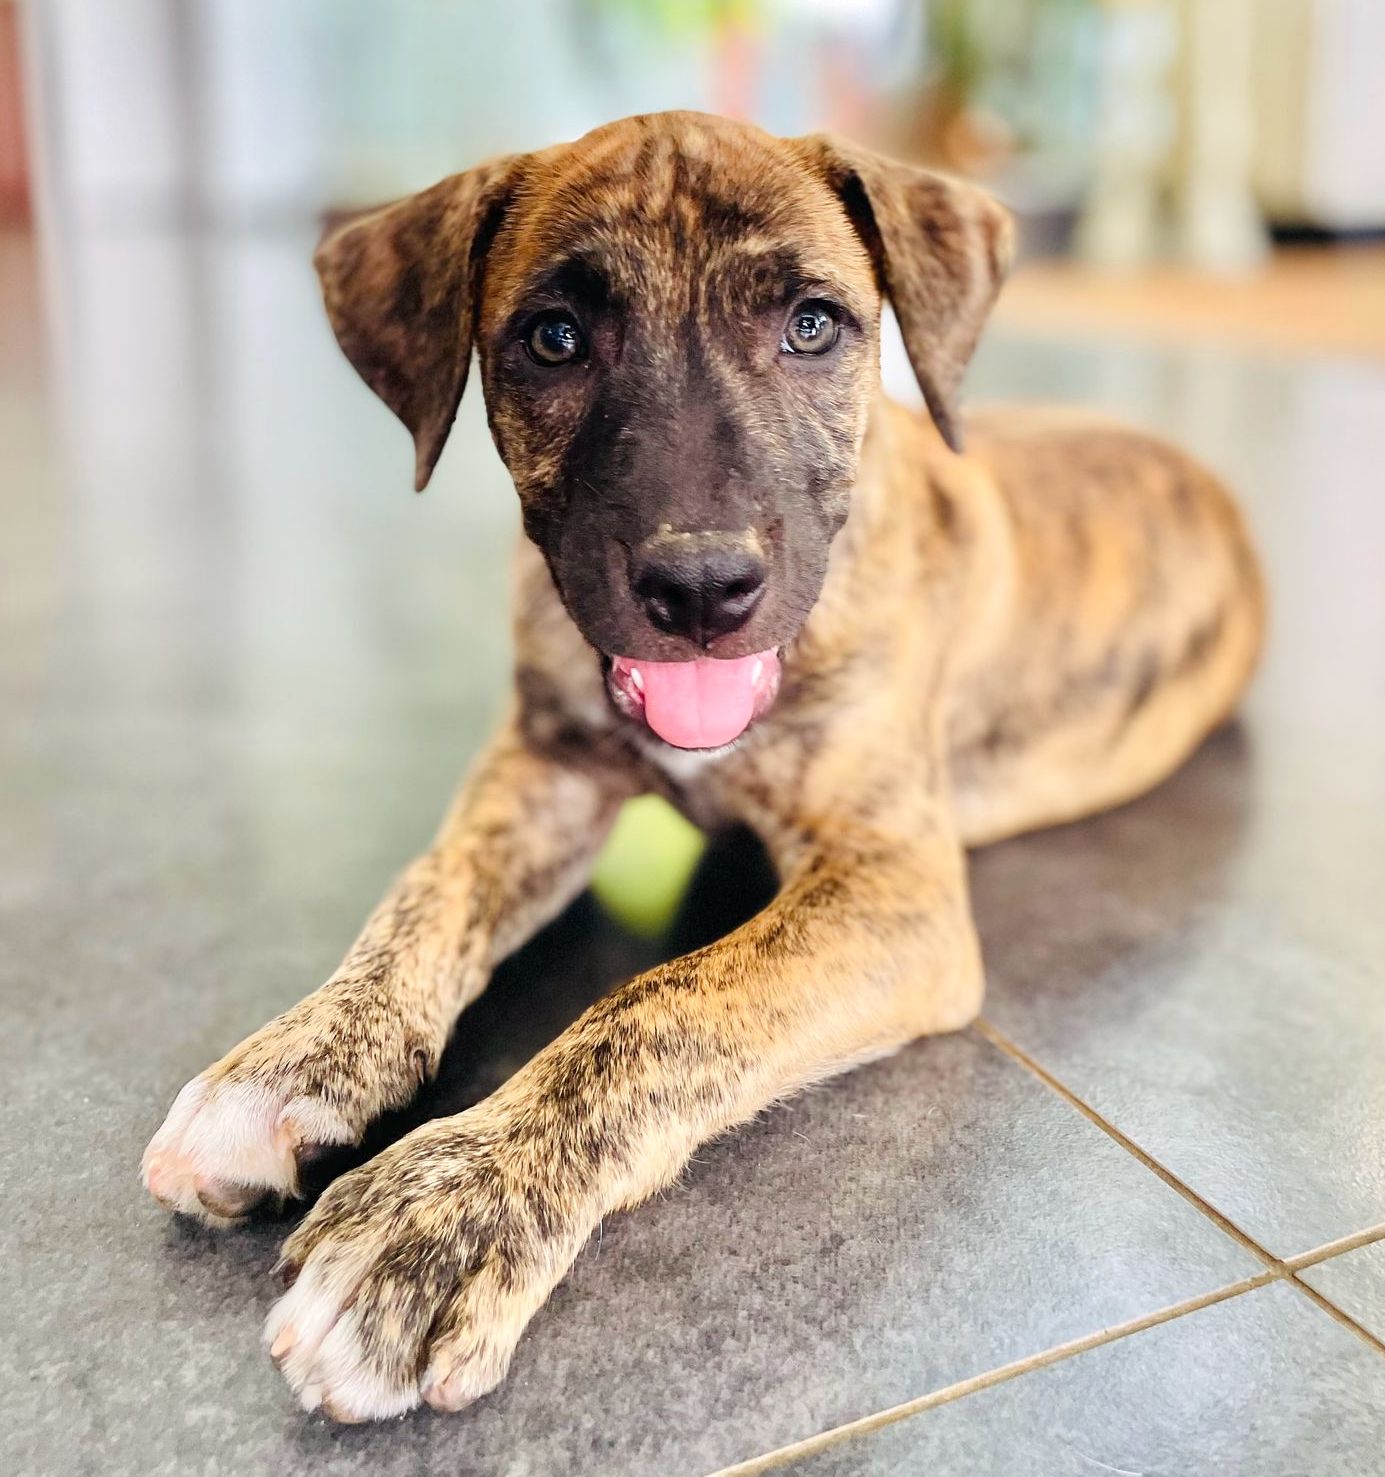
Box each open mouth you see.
[606,649,782,750]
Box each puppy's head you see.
[316,112,1010,749]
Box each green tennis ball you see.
[591,795,706,938]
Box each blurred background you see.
[10,0,1385,244]
[8,2,1385,264]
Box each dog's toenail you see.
[320,1392,366,1424]
[194,1175,263,1219]
[269,1325,295,1361]
[272,1116,303,1156]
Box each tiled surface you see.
[777,1282,1385,1477]
[3,224,1384,1475]
[1300,1242,1385,1341]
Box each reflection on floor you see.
[2,222,1384,1477]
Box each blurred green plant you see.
[914,0,1096,187]
[930,0,1093,107]
[588,0,762,40]
[929,0,987,102]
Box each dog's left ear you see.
[314,155,518,491]
[802,136,1014,453]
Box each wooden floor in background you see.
[996,246,1385,359]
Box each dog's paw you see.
[142,985,438,1224]
[264,1114,582,1421]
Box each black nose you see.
[632,534,767,645]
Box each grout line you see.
[1283,1222,1385,1273]
[704,1270,1280,1477]
[974,1019,1385,1362]
[704,1039,1385,1477]
[1290,1275,1385,1357]
[705,1222,1385,1477]
[972,1018,1279,1271]
[706,1037,1385,1477]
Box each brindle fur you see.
[142,113,1264,1420]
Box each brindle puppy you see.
[142,112,1264,1420]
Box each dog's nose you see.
[632,533,767,645]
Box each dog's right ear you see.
[314,156,518,491]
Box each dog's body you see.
[142,114,1263,1422]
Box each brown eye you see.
[525,313,585,366]
[782,301,840,356]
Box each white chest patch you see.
[636,733,737,784]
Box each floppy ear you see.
[803,136,1013,453]
[314,156,517,491]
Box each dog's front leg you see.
[142,719,629,1222]
[265,815,983,1421]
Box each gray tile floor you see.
[2,226,1383,1475]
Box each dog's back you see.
[939,404,1265,842]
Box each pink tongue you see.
[637,654,764,749]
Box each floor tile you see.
[777,1281,1385,1477]
[1299,1240,1385,1341]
